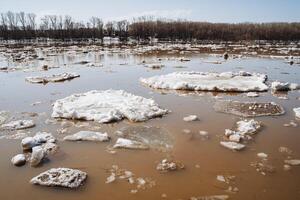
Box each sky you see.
[0,0,299,23]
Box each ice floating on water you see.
[271,81,299,91]
[52,90,168,123]
[183,115,199,122]
[156,159,184,172]
[25,73,80,84]
[1,120,35,130]
[30,146,46,167]
[190,195,229,200]
[30,168,87,188]
[284,159,300,166]
[63,131,110,142]
[11,154,26,166]
[220,141,246,151]
[246,92,259,97]
[140,71,268,92]
[113,138,149,150]
[294,107,300,119]
[214,100,284,117]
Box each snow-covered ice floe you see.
[1,120,35,130]
[214,100,284,117]
[140,71,268,92]
[25,72,79,84]
[63,131,110,142]
[30,168,87,188]
[113,138,149,150]
[271,81,299,91]
[52,90,168,123]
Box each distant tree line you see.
[0,11,299,42]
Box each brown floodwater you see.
[0,49,300,200]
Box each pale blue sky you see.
[0,0,299,23]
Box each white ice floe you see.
[190,195,229,200]
[271,81,299,91]
[294,107,300,119]
[1,120,35,130]
[25,73,79,84]
[225,119,261,142]
[257,153,268,159]
[220,141,246,151]
[63,131,110,142]
[11,154,26,166]
[113,138,149,150]
[284,159,300,166]
[140,71,268,92]
[30,168,87,188]
[183,115,199,122]
[52,90,168,123]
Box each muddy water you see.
[0,51,300,200]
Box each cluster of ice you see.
[140,71,268,92]
[52,90,168,123]
[221,119,261,151]
[1,120,35,130]
[294,107,300,119]
[19,132,57,167]
[271,81,299,91]
[113,138,149,150]
[156,159,185,172]
[63,131,110,142]
[30,168,87,188]
[25,72,80,84]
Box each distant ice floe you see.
[140,71,268,92]
[25,72,80,84]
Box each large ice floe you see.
[140,71,268,92]
[52,90,168,123]
[63,131,110,142]
[214,100,284,117]
[30,168,87,188]
[25,72,80,84]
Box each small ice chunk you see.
[294,107,300,119]
[144,63,164,69]
[11,154,26,166]
[271,81,299,91]
[30,146,46,167]
[220,141,245,151]
[30,168,87,188]
[183,115,199,122]
[113,138,149,150]
[257,153,268,159]
[284,159,300,166]
[63,131,110,142]
[247,92,259,97]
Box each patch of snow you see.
[30,168,87,188]
[52,90,168,123]
[140,71,268,92]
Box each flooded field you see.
[0,44,300,200]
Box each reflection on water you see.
[0,50,300,200]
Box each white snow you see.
[113,138,149,150]
[294,107,300,118]
[52,90,168,123]
[140,71,268,92]
[11,154,26,166]
[30,168,87,188]
[220,141,246,151]
[25,73,80,84]
[63,131,110,142]
[271,81,299,91]
[1,120,35,130]
[183,115,199,122]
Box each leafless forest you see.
[0,11,299,41]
